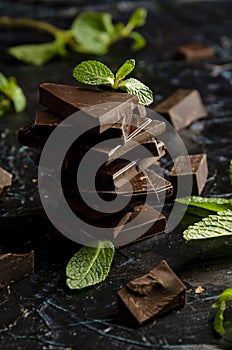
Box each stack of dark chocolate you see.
[19,83,173,244]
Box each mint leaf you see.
[0,73,26,114]
[230,160,232,186]
[127,7,147,29]
[7,77,26,113]
[183,210,232,241]
[73,60,115,86]
[128,31,147,51]
[0,72,9,89]
[176,196,232,213]
[8,39,65,65]
[66,241,115,290]
[212,288,232,335]
[71,11,115,55]
[119,77,153,106]
[115,59,135,83]
[0,96,11,116]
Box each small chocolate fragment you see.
[117,260,186,325]
[39,84,138,133]
[170,153,208,195]
[0,251,34,288]
[0,167,13,196]
[153,89,207,131]
[176,43,215,60]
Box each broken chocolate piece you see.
[39,84,138,133]
[0,167,13,196]
[153,89,207,131]
[0,251,34,288]
[117,260,186,325]
[170,153,208,195]
[176,43,215,60]
[116,204,167,243]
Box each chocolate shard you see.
[0,251,34,288]
[176,43,215,60]
[39,84,139,133]
[0,167,13,197]
[75,169,173,201]
[35,109,63,127]
[115,204,167,243]
[117,260,187,325]
[153,89,207,131]
[18,121,51,149]
[170,153,208,195]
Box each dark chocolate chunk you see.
[176,43,215,60]
[114,204,167,243]
[18,121,52,149]
[65,201,166,243]
[0,251,34,288]
[39,84,139,133]
[117,260,187,325]
[170,153,208,195]
[0,167,13,197]
[75,169,173,200]
[153,89,207,131]
[35,109,63,127]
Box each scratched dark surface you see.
[0,1,232,349]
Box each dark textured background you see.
[0,1,232,349]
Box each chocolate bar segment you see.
[176,43,215,60]
[114,204,167,243]
[170,153,208,195]
[0,251,34,288]
[117,260,186,325]
[153,89,207,131]
[39,84,138,133]
[0,167,13,196]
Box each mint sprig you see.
[0,72,26,116]
[176,196,232,214]
[183,210,232,241]
[212,288,232,335]
[1,8,147,65]
[73,59,153,106]
[66,241,115,290]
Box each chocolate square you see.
[170,153,208,195]
[153,89,207,130]
[117,260,186,325]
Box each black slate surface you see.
[0,1,232,349]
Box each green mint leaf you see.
[115,59,135,83]
[0,72,9,89]
[66,241,115,290]
[212,288,232,335]
[128,7,147,29]
[176,196,232,213]
[230,160,232,186]
[73,60,115,86]
[7,77,26,113]
[0,96,11,116]
[118,77,153,106]
[128,31,147,51]
[66,241,114,289]
[71,11,115,55]
[8,39,65,65]
[0,73,26,114]
[183,210,232,241]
